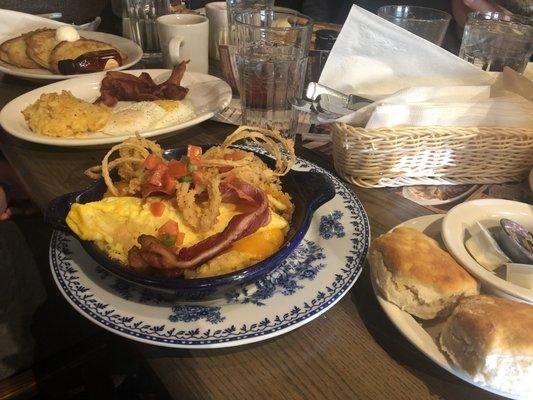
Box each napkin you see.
[319,5,494,101]
[317,5,532,129]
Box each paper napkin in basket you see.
[318,5,532,129]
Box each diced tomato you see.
[175,232,185,246]
[148,163,168,187]
[158,220,180,236]
[191,171,204,187]
[167,160,188,178]
[144,154,163,170]
[187,145,203,164]
[150,201,165,217]
[161,172,176,193]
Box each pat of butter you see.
[465,221,510,271]
[506,263,533,289]
[55,26,80,42]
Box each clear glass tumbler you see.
[234,10,312,136]
[124,0,171,58]
[378,5,451,46]
[459,12,533,73]
[226,0,274,43]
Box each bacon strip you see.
[96,61,190,107]
[128,181,271,276]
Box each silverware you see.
[304,82,372,119]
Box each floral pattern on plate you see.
[49,155,370,348]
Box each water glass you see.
[378,5,451,46]
[226,0,274,43]
[234,10,312,136]
[124,0,171,57]
[459,12,533,73]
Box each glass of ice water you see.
[378,5,451,46]
[234,10,312,137]
[226,0,274,44]
[125,0,171,59]
[459,12,533,73]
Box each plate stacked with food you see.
[0,63,232,146]
[0,9,142,80]
[44,127,370,347]
[369,213,533,399]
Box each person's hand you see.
[452,0,508,29]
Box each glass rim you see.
[378,5,452,22]
[467,11,533,26]
[234,9,313,31]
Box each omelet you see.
[66,197,289,276]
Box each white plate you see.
[0,69,232,146]
[0,9,142,80]
[371,214,527,400]
[49,155,369,348]
[442,199,533,303]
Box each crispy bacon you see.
[96,61,190,107]
[127,181,271,276]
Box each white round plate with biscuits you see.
[370,214,531,400]
[0,9,142,80]
[442,199,533,303]
[0,69,232,146]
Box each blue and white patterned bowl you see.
[45,145,336,295]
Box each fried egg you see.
[66,197,289,274]
[101,100,196,136]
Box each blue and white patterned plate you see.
[49,156,370,348]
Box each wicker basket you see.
[331,123,533,188]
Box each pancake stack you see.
[0,28,126,74]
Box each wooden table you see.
[0,73,504,400]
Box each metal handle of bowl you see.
[293,170,336,212]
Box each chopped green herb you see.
[188,164,198,173]
[180,175,193,183]
[160,234,176,247]
[180,155,190,164]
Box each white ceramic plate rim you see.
[0,28,143,80]
[371,214,527,400]
[0,69,232,147]
[441,199,533,303]
[48,156,370,348]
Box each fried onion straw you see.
[225,126,296,176]
[85,135,163,196]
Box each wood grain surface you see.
[0,72,506,400]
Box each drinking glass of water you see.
[226,0,274,43]
[459,12,533,73]
[234,10,312,137]
[378,5,451,46]
[125,0,171,59]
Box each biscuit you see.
[440,295,533,396]
[369,227,479,319]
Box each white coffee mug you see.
[205,2,229,60]
[156,14,209,74]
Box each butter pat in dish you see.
[464,221,509,271]
[506,263,533,290]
